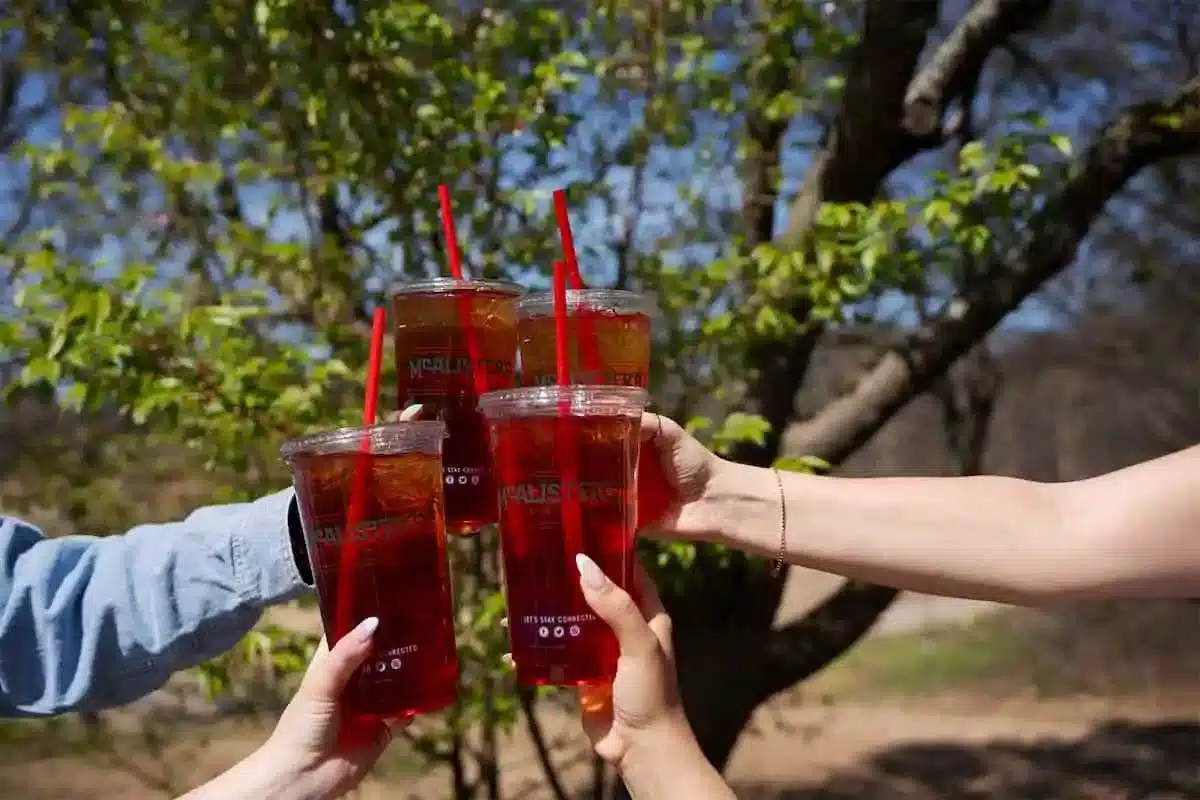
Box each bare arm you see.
[701,444,1200,604]
[618,725,737,800]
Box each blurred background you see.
[1,0,1198,797]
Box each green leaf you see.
[1049,134,1072,156]
[21,357,61,386]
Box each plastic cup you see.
[518,289,668,527]
[517,289,652,388]
[479,385,647,686]
[281,421,459,731]
[391,278,521,535]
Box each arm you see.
[618,724,736,800]
[178,749,302,800]
[0,490,313,717]
[703,444,1200,604]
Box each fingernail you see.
[353,617,380,641]
[501,653,514,668]
[398,403,424,421]
[575,553,608,589]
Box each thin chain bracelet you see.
[770,467,787,577]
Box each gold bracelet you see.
[770,467,787,577]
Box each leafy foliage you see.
[0,0,1077,792]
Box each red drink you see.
[479,386,647,686]
[518,289,652,388]
[282,422,459,734]
[518,290,672,528]
[392,279,521,535]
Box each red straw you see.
[553,260,570,385]
[552,261,584,574]
[552,190,601,381]
[437,185,488,398]
[438,184,465,280]
[335,306,387,639]
[552,189,585,290]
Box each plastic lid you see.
[477,385,647,419]
[517,288,654,318]
[280,421,447,461]
[390,278,523,297]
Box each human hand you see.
[573,555,735,798]
[636,412,747,544]
[572,555,690,767]
[181,618,396,800]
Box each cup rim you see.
[279,420,447,462]
[390,278,524,297]
[517,288,654,318]
[477,385,647,418]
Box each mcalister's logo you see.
[499,480,627,509]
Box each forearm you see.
[706,462,1091,604]
[619,725,736,800]
[178,748,307,800]
[0,490,312,716]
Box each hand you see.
[253,618,396,798]
[636,412,738,544]
[573,554,692,767]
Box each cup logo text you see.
[498,481,627,510]
[532,370,645,387]
[409,356,513,378]
[311,511,432,545]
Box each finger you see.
[575,554,658,658]
[397,403,424,422]
[639,411,681,442]
[298,617,378,701]
[633,562,674,661]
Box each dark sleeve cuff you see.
[286,495,315,587]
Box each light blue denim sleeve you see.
[0,489,312,717]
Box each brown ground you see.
[2,571,1197,798]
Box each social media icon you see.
[569,625,581,637]
[538,626,550,638]
[376,661,387,672]
[553,626,565,639]
[445,476,454,485]
[390,658,403,671]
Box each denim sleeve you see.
[0,489,314,717]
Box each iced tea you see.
[283,422,459,732]
[479,386,646,686]
[392,279,521,534]
[517,289,651,388]
[518,289,669,527]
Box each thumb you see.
[575,554,658,658]
[298,617,378,701]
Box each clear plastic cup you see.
[391,278,522,534]
[517,289,653,388]
[478,385,648,686]
[282,421,458,731]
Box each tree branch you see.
[519,687,571,800]
[789,78,1200,466]
[758,582,899,701]
[903,0,1055,139]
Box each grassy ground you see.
[804,599,1200,702]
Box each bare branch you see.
[903,0,1055,139]
[519,687,571,800]
[790,78,1200,466]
